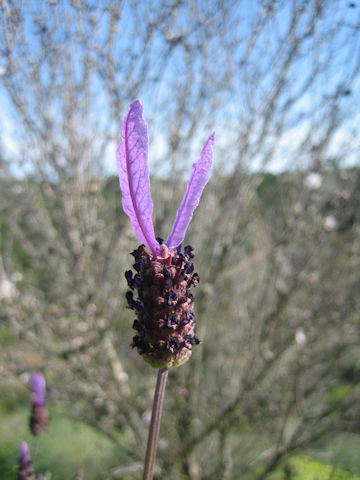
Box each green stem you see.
[31,437,38,463]
[142,367,168,480]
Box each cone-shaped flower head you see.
[30,373,48,436]
[18,442,36,480]
[117,100,214,368]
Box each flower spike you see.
[117,101,214,368]
[30,373,48,436]
[116,100,159,255]
[166,132,215,248]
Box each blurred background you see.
[1,1,360,479]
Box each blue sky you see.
[0,1,359,178]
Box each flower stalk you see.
[116,100,214,478]
[142,368,168,480]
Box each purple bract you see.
[117,101,215,368]
[19,442,31,467]
[117,100,214,254]
[31,373,45,407]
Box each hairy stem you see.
[143,368,168,480]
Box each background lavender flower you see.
[18,442,36,480]
[30,373,48,436]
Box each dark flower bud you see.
[126,291,135,309]
[125,270,134,288]
[184,245,194,259]
[191,273,200,285]
[167,291,178,306]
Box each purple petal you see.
[19,441,31,467]
[116,101,159,255]
[166,132,215,248]
[31,373,45,406]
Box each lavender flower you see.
[30,373,48,436]
[117,100,214,368]
[18,442,36,480]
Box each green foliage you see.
[289,456,360,480]
[326,384,353,407]
[0,405,124,480]
[0,324,13,345]
[256,173,278,197]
